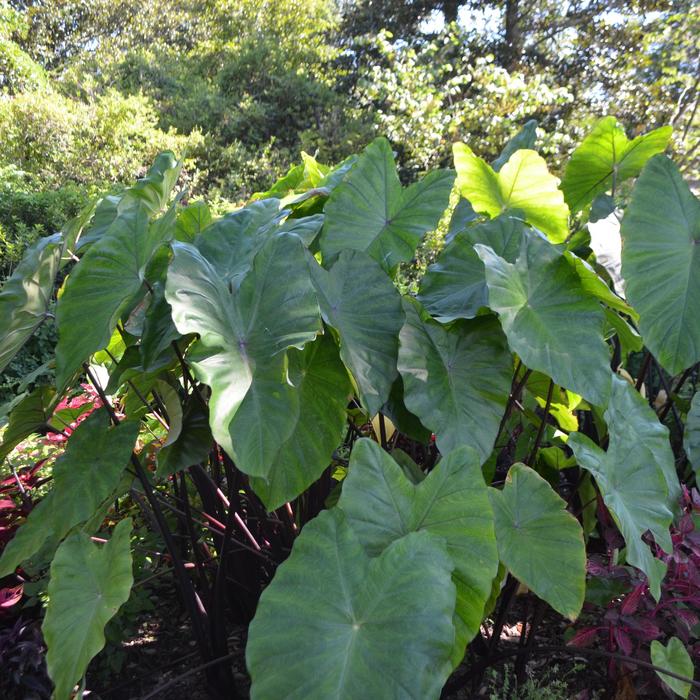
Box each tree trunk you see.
[504,0,523,70]
[442,0,461,25]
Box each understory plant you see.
[0,116,699,699]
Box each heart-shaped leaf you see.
[320,137,455,271]
[561,117,672,214]
[43,518,133,700]
[620,155,700,374]
[310,250,404,416]
[338,439,498,666]
[650,637,694,699]
[453,144,569,243]
[568,376,675,599]
[165,233,321,474]
[488,463,586,620]
[246,508,457,699]
[475,231,611,406]
[398,299,512,460]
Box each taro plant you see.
[0,118,698,699]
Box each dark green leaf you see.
[194,199,287,287]
[56,202,168,388]
[44,518,133,700]
[246,509,457,699]
[157,397,212,477]
[0,410,138,577]
[321,137,455,271]
[165,233,321,474]
[568,376,675,599]
[475,232,611,406]
[339,440,498,666]
[249,333,351,511]
[492,119,538,171]
[398,299,512,460]
[620,155,700,374]
[489,463,586,619]
[418,216,524,322]
[310,250,404,416]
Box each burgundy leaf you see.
[620,584,646,615]
[568,627,600,647]
[612,627,634,656]
[0,585,23,609]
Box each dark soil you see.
[86,585,621,700]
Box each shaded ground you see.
[88,588,616,700]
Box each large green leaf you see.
[568,376,675,599]
[246,509,457,699]
[561,116,672,213]
[44,518,133,700]
[488,463,586,620]
[650,637,694,699]
[620,155,700,374]
[0,385,56,463]
[397,299,512,460]
[56,202,165,388]
[475,232,611,406]
[683,391,700,480]
[0,233,62,375]
[194,199,287,287]
[0,410,139,577]
[165,233,321,474]
[249,334,351,511]
[310,250,404,416]
[453,144,569,243]
[338,439,498,665]
[418,216,524,322]
[320,137,455,271]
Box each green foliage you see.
[475,232,611,406]
[320,137,454,272]
[620,155,700,375]
[247,509,457,699]
[453,144,569,243]
[0,117,696,697]
[650,637,694,699]
[0,410,138,577]
[569,377,675,600]
[43,518,133,700]
[561,116,672,213]
[489,463,585,620]
[338,440,497,666]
